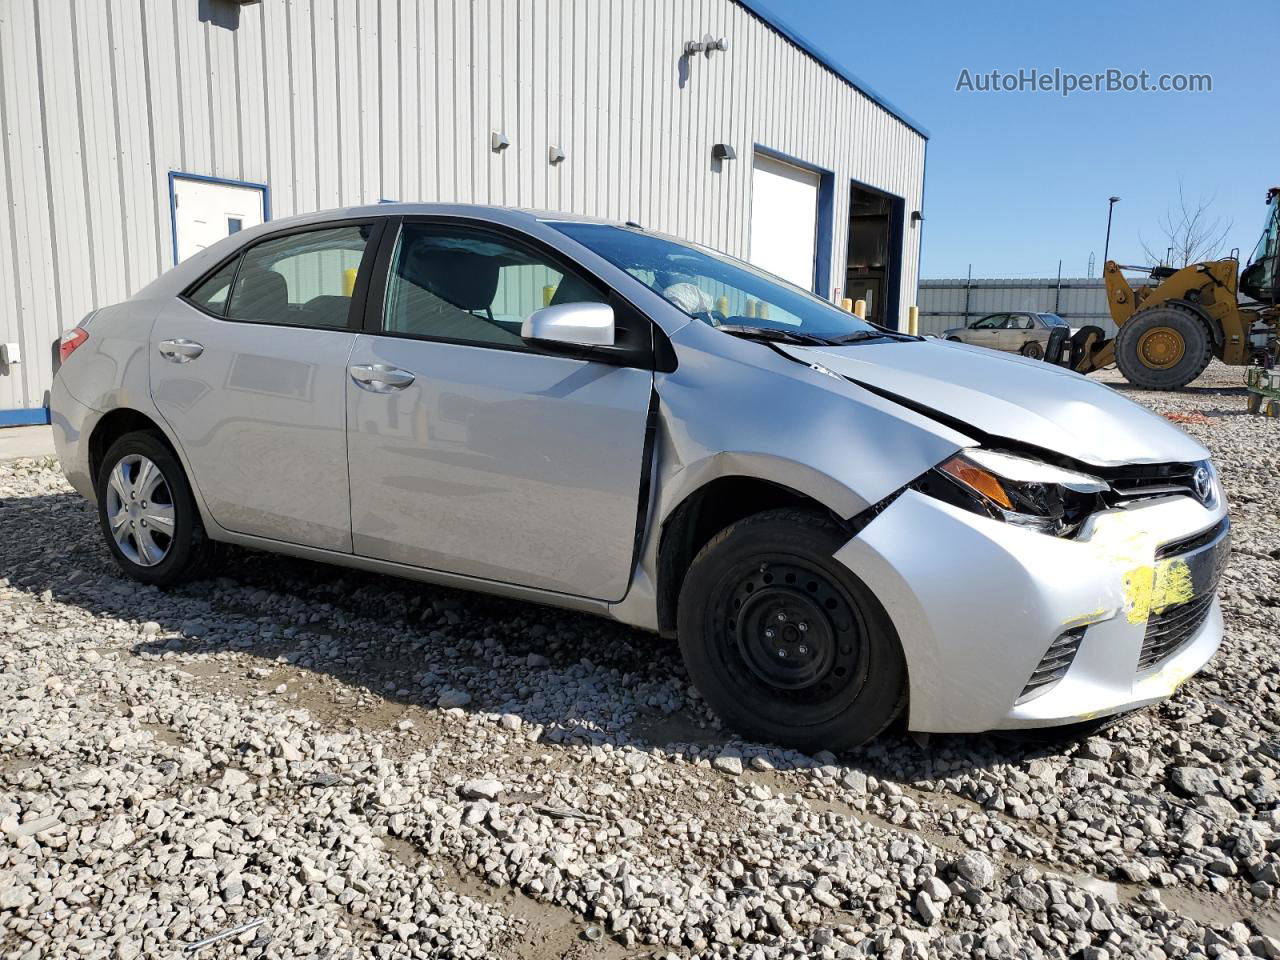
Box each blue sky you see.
[748,0,1279,279]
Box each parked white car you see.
[53,205,1228,749]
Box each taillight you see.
[58,328,89,364]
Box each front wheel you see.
[1114,304,1213,389]
[1021,340,1044,360]
[96,431,207,587]
[676,509,906,751]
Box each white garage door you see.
[172,175,267,263]
[749,153,820,290]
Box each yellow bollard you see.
[342,267,358,297]
[908,305,919,336]
[715,295,729,316]
[853,299,867,319]
[744,299,756,318]
[840,297,853,312]
[757,302,769,320]
[542,284,557,307]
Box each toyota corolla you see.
[51,204,1229,750]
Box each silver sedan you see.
[944,311,1072,359]
[52,204,1227,750]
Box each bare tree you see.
[1140,183,1234,268]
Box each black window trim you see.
[362,214,662,371]
[179,217,387,333]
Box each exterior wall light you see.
[685,34,729,57]
[548,146,566,165]
[911,210,924,223]
[712,143,737,161]
[491,131,510,152]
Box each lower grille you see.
[1138,592,1214,671]
[1017,627,1086,703]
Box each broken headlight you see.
[918,449,1108,537]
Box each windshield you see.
[546,221,884,340]
[1039,313,1068,327]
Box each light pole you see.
[1104,196,1121,266]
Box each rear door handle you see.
[348,363,416,392]
[158,339,204,363]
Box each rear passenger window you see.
[187,258,240,315]
[224,225,373,328]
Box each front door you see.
[346,220,653,601]
[151,221,380,551]
[966,314,1006,349]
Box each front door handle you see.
[158,339,204,363]
[349,363,416,392]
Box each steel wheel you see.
[676,509,906,750]
[1021,340,1044,360]
[1135,326,1185,369]
[716,556,869,723]
[103,453,176,567]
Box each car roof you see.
[264,202,627,230]
[132,203,635,303]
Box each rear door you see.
[151,220,382,551]
[998,313,1035,351]
[345,218,654,600]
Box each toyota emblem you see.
[1193,465,1212,503]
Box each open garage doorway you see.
[845,183,904,329]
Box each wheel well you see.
[655,476,845,637]
[88,409,175,484]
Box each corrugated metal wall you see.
[0,0,925,413]
[917,278,1119,338]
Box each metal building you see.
[917,277,1118,339]
[0,0,927,423]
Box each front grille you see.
[1138,518,1229,671]
[1138,592,1215,671]
[1017,628,1086,703]
[1156,517,1229,559]
[1101,461,1200,503]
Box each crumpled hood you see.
[780,339,1209,467]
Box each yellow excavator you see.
[1068,187,1280,390]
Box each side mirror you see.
[521,302,615,347]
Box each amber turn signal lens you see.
[939,455,1013,509]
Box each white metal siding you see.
[918,278,1120,338]
[0,0,926,412]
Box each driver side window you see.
[383,224,607,348]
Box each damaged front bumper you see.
[834,488,1228,733]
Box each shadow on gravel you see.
[2,489,1077,782]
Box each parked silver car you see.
[944,311,1071,359]
[52,204,1228,750]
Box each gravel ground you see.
[3,361,1279,960]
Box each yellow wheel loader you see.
[1070,188,1280,389]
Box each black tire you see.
[96,431,207,587]
[1020,340,1044,360]
[1114,304,1213,390]
[946,336,963,342]
[676,508,907,751]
